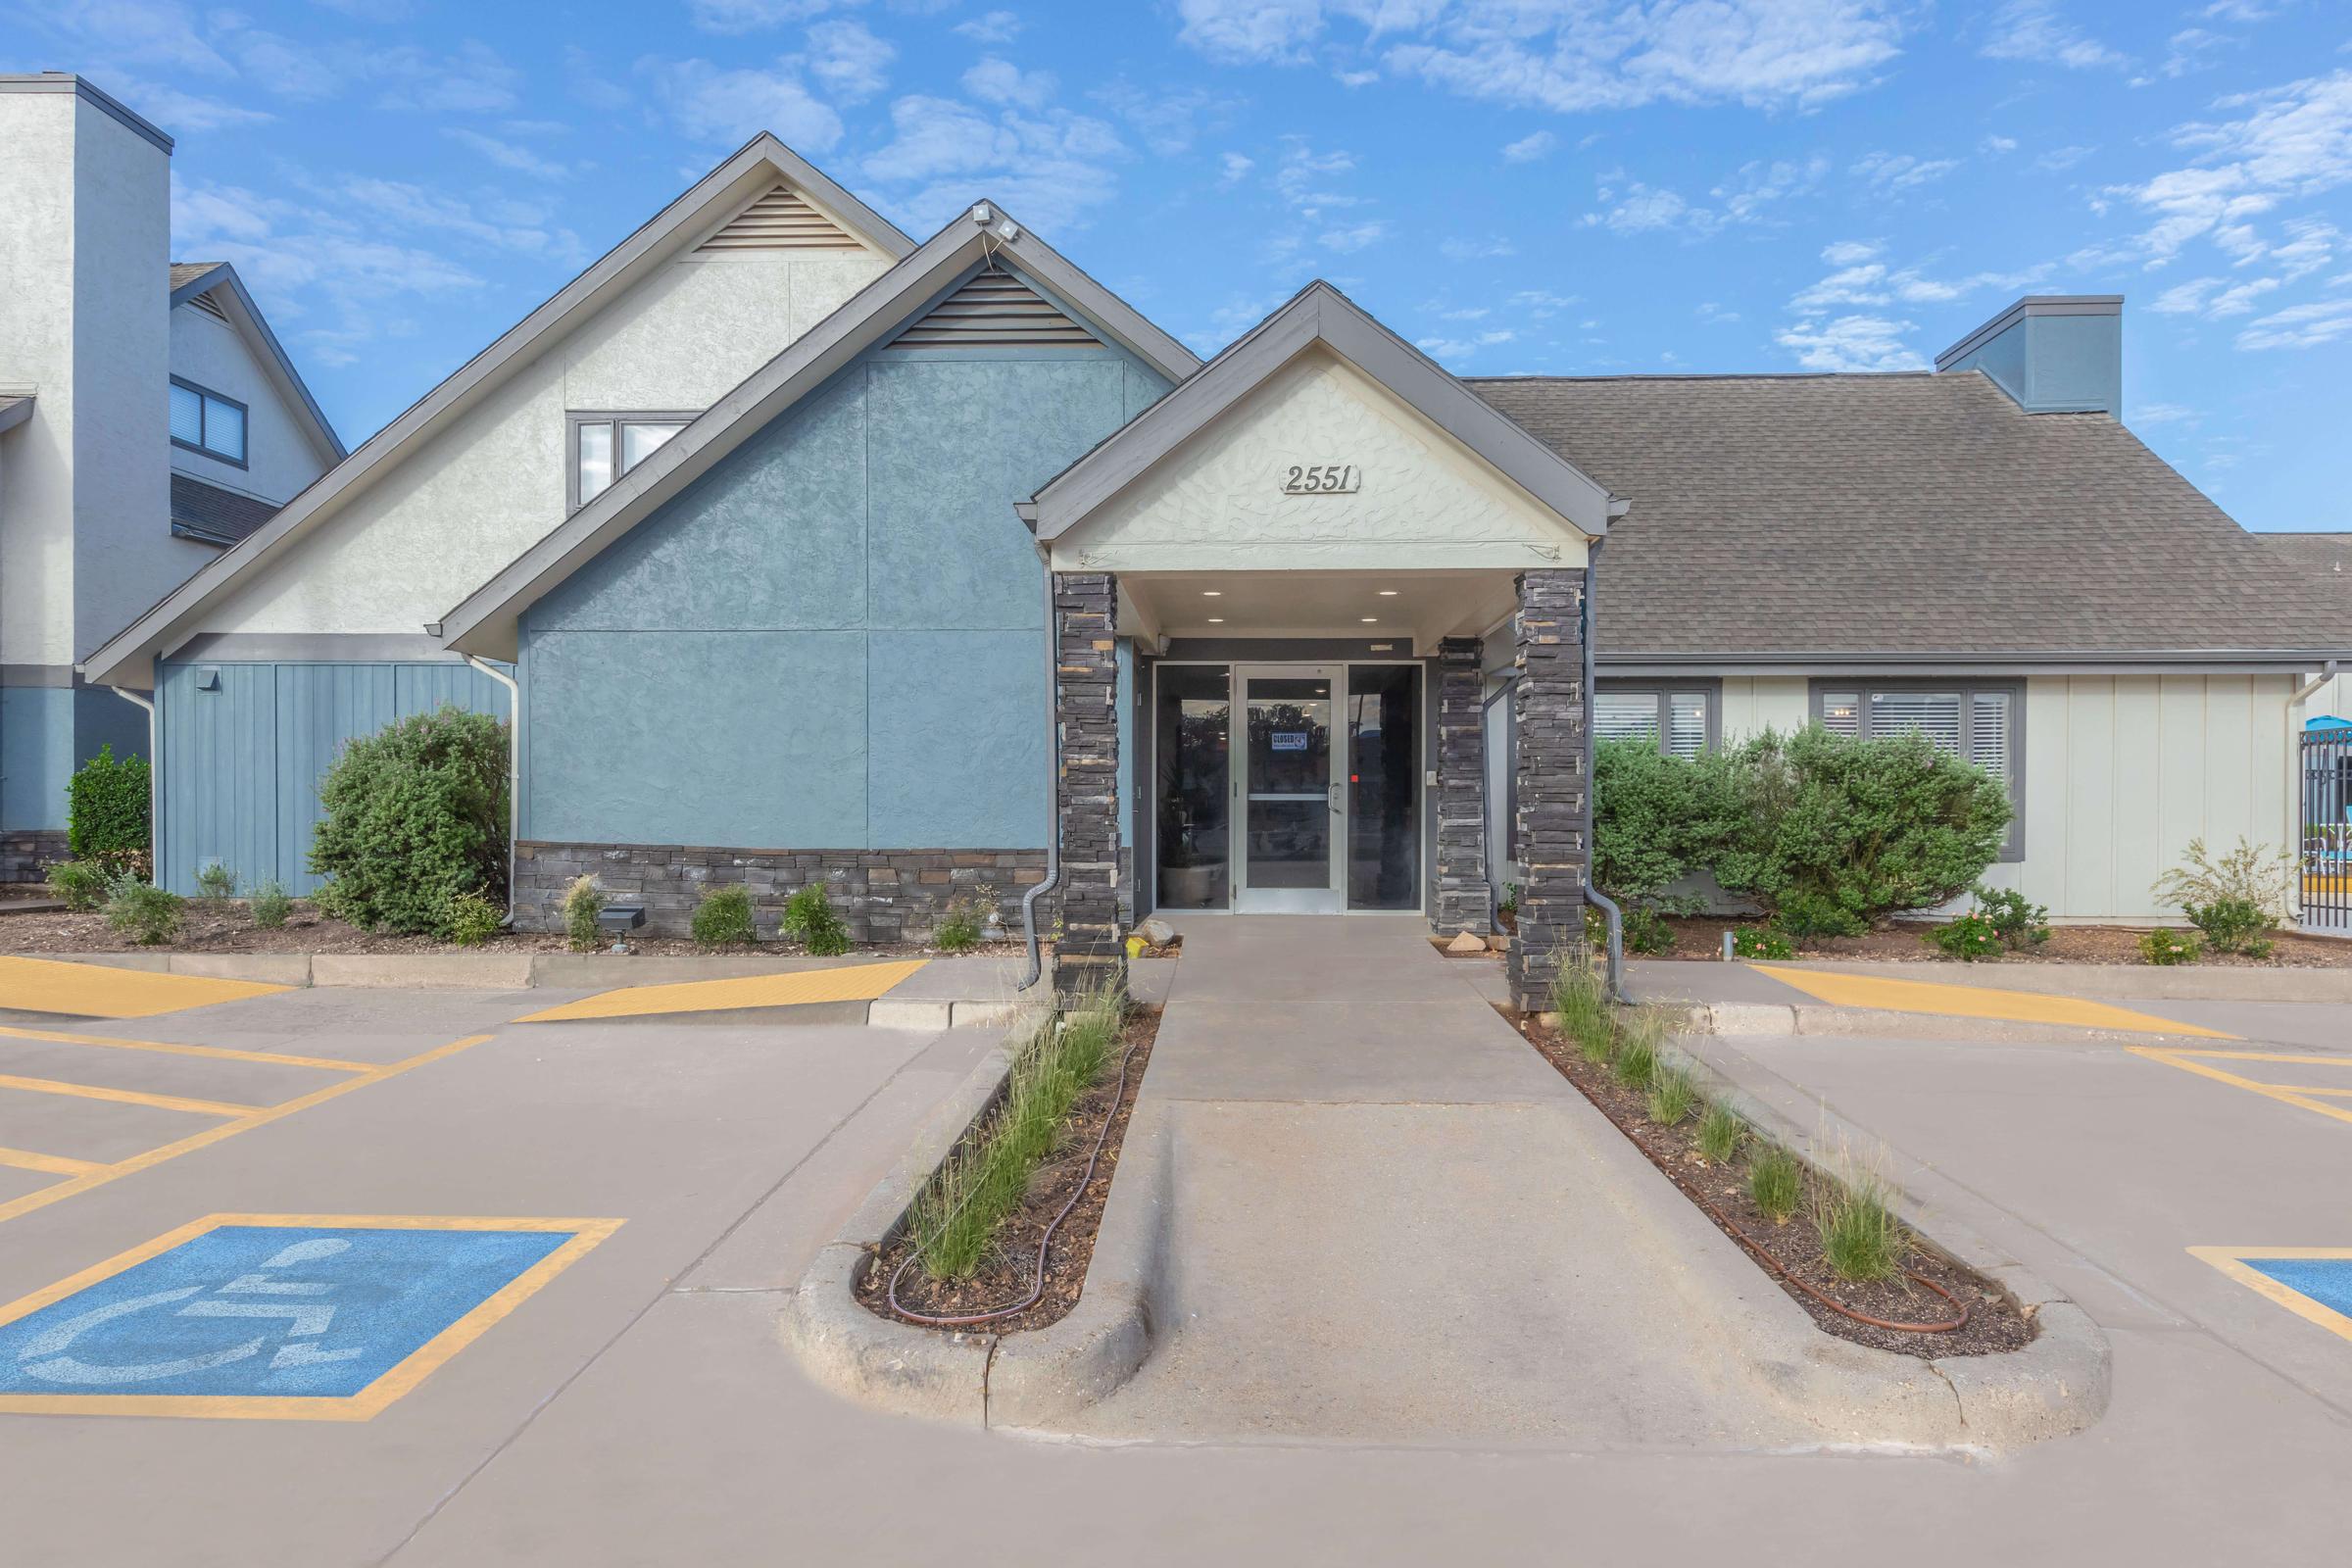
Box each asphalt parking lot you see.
[0,964,2345,1565]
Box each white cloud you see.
[2150,275,2282,317]
[1416,328,1515,361]
[1440,234,1516,260]
[688,0,859,35]
[1272,142,1360,216]
[1173,0,1334,65]
[1851,151,1959,190]
[1091,82,1240,156]
[1982,134,2020,155]
[954,9,1022,44]
[643,58,845,149]
[963,56,1057,111]
[444,128,572,180]
[108,76,272,132]
[861,94,1127,233]
[1502,129,1557,163]
[1217,151,1255,185]
[1320,220,1390,252]
[1821,238,1883,266]
[1775,315,1927,371]
[804,19,894,103]
[1584,182,1700,234]
[2235,297,2352,349]
[1981,2,2128,71]
[2132,402,2198,425]
[2035,144,2095,172]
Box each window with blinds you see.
[1593,688,1714,759]
[1815,683,2023,853]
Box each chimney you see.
[1935,295,2122,418]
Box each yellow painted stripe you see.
[0,956,287,1019]
[0,1034,494,1228]
[0,1071,260,1116]
[0,1145,102,1177]
[1755,965,2236,1039]
[0,1023,371,1073]
[2131,1048,2352,1129]
[517,957,929,1023]
[2189,1247,2352,1346]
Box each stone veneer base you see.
[514,841,1048,943]
[0,829,70,886]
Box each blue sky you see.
[12,1,2352,530]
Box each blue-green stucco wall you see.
[1,685,149,833]
[521,332,1171,852]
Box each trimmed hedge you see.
[308,706,509,937]
[68,745,151,876]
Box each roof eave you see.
[175,263,347,464]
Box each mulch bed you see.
[1656,914,2352,968]
[0,902,1040,960]
[857,1007,1159,1335]
[1519,1014,2036,1358]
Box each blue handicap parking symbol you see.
[0,1216,618,1415]
[2243,1256,2352,1319]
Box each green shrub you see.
[1498,882,1520,918]
[67,745,151,877]
[194,862,238,905]
[1621,905,1675,955]
[444,891,504,947]
[691,885,756,950]
[2183,897,2275,958]
[1748,1143,1803,1225]
[2153,837,2293,925]
[251,880,293,930]
[932,894,985,954]
[561,875,605,952]
[46,860,109,912]
[104,871,184,946]
[1715,727,2012,939]
[1696,1102,1743,1165]
[782,882,850,956]
[2139,928,2200,966]
[1592,736,1745,927]
[1928,911,2004,961]
[1972,884,2050,951]
[1731,923,1795,960]
[1814,1175,1903,1283]
[308,706,508,937]
[1645,1066,1697,1126]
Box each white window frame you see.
[170,375,248,467]
[565,411,698,513]
[1592,680,1720,760]
[1809,679,2026,861]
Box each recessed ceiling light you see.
[1201,590,1221,597]
[1377,590,1398,597]
[1207,617,1224,623]
[1360,616,1379,623]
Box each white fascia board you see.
[174,263,347,464]
[432,202,1198,660]
[1027,281,1614,544]
[82,135,907,690]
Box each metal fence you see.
[2302,728,2352,932]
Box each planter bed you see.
[856,1006,1158,1335]
[1519,1012,2035,1359]
[1653,915,2352,968]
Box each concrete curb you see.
[1650,1025,2111,1449]
[779,1008,1170,1429]
[1753,957,2352,1004]
[1687,1001,2223,1049]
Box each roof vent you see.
[185,289,229,323]
[696,181,859,252]
[886,266,1101,351]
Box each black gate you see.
[2302,726,2352,932]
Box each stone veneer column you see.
[1433,635,1490,936]
[1052,571,1126,1001]
[1508,568,1591,1013]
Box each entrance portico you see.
[1021,282,1618,1008]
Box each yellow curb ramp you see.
[516,958,931,1023]
[0,954,290,1018]
[1755,965,2236,1040]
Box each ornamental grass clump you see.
[691,885,757,950]
[561,875,605,953]
[906,985,1124,1281]
[1747,1142,1803,1225]
[1611,1019,1659,1090]
[782,882,850,956]
[1814,1173,1904,1284]
[1549,960,1613,1064]
[1645,1065,1697,1126]
[1697,1101,1744,1165]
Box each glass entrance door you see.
[1234,665,1343,912]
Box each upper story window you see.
[1593,685,1716,759]
[567,412,695,512]
[170,376,246,466]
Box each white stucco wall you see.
[1718,672,2299,922]
[0,91,80,667]
[1060,346,1591,574]
[206,249,889,636]
[169,301,329,506]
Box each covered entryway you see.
[1019,281,1620,1007]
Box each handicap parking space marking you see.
[0,1213,622,1420]
[2128,1047,2352,1129]
[2190,1248,2352,1345]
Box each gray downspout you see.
[463,656,521,926]
[1580,539,1629,1004]
[1016,550,1059,992]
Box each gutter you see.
[463,656,522,926]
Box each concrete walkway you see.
[1064,917,1827,1447]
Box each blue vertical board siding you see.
[157,661,507,896]
[524,269,1154,852]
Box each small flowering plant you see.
[2138,929,2201,967]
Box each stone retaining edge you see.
[1653,1018,2111,1449]
[778,1006,1170,1429]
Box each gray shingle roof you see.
[170,261,221,291]
[1468,370,2346,661]
[171,473,278,547]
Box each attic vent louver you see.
[187,290,230,322]
[696,181,859,252]
[886,267,1101,350]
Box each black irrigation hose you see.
[884,1019,1146,1329]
